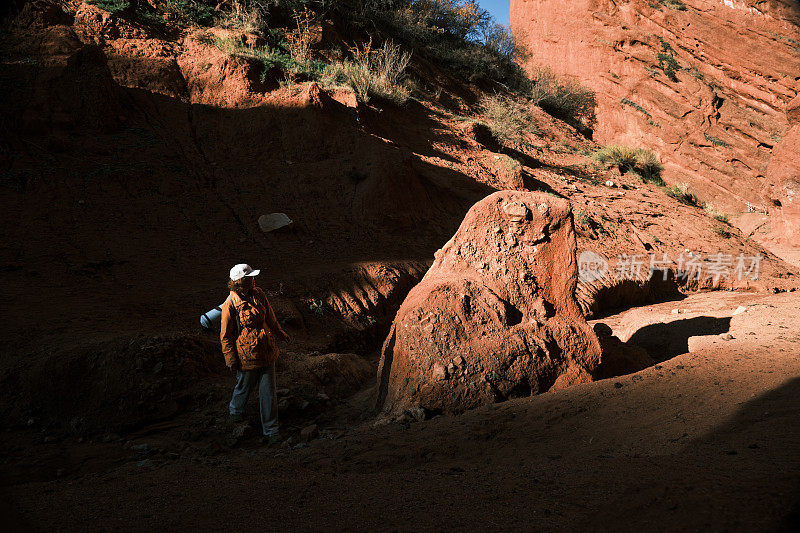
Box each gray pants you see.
[229,363,278,436]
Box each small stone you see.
[406,407,427,422]
[720,333,734,341]
[130,443,149,454]
[432,362,448,381]
[300,424,319,442]
[733,306,747,315]
[231,424,252,440]
[453,356,464,366]
[604,180,615,187]
[258,213,293,232]
[101,433,120,443]
[503,201,530,223]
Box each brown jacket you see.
[220,287,287,371]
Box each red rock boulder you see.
[376,191,601,415]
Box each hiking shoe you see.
[260,433,281,446]
[228,413,243,423]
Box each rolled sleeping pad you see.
[200,303,226,332]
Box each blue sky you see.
[478,0,511,26]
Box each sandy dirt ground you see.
[3,290,800,531]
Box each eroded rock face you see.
[764,96,800,246]
[511,0,800,244]
[376,191,601,415]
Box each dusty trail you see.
[5,291,800,531]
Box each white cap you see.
[229,263,260,281]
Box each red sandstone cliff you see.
[512,0,800,253]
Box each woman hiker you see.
[220,263,291,444]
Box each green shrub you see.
[166,0,216,26]
[480,94,536,149]
[655,37,680,82]
[592,145,664,184]
[320,62,349,87]
[704,133,730,148]
[713,225,732,239]
[529,67,597,128]
[621,98,651,119]
[88,0,170,27]
[635,149,664,184]
[665,183,700,205]
[88,0,130,15]
[652,0,687,10]
[574,209,605,237]
[591,145,640,171]
[90,0,214,27]
[211,36,325,81]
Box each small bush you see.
[496,154,522,173]
[574,209,605,238]
[166,0,216,26]
[652,0,687,10]
[656,36,680,82]
[286,6,316,64]
[713,225,732,239]
[665,183,700,205]
[703,203,729,224]
[341,40,411,103]
[88,0,129,15]
[592,145,664,184]
[217,0,267,33]
[621,97,651,119]
[704,133,730,148]
[346,0,530,90]
[211,36,325,81]
[91,0,217,27]
[88,0,168,27]
[635,149,665,184]
[591,145,640,171]
[320,62,349,87]
[529,67,597,127]
[480,94,536,149]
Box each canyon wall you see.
[511,0,800,250]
